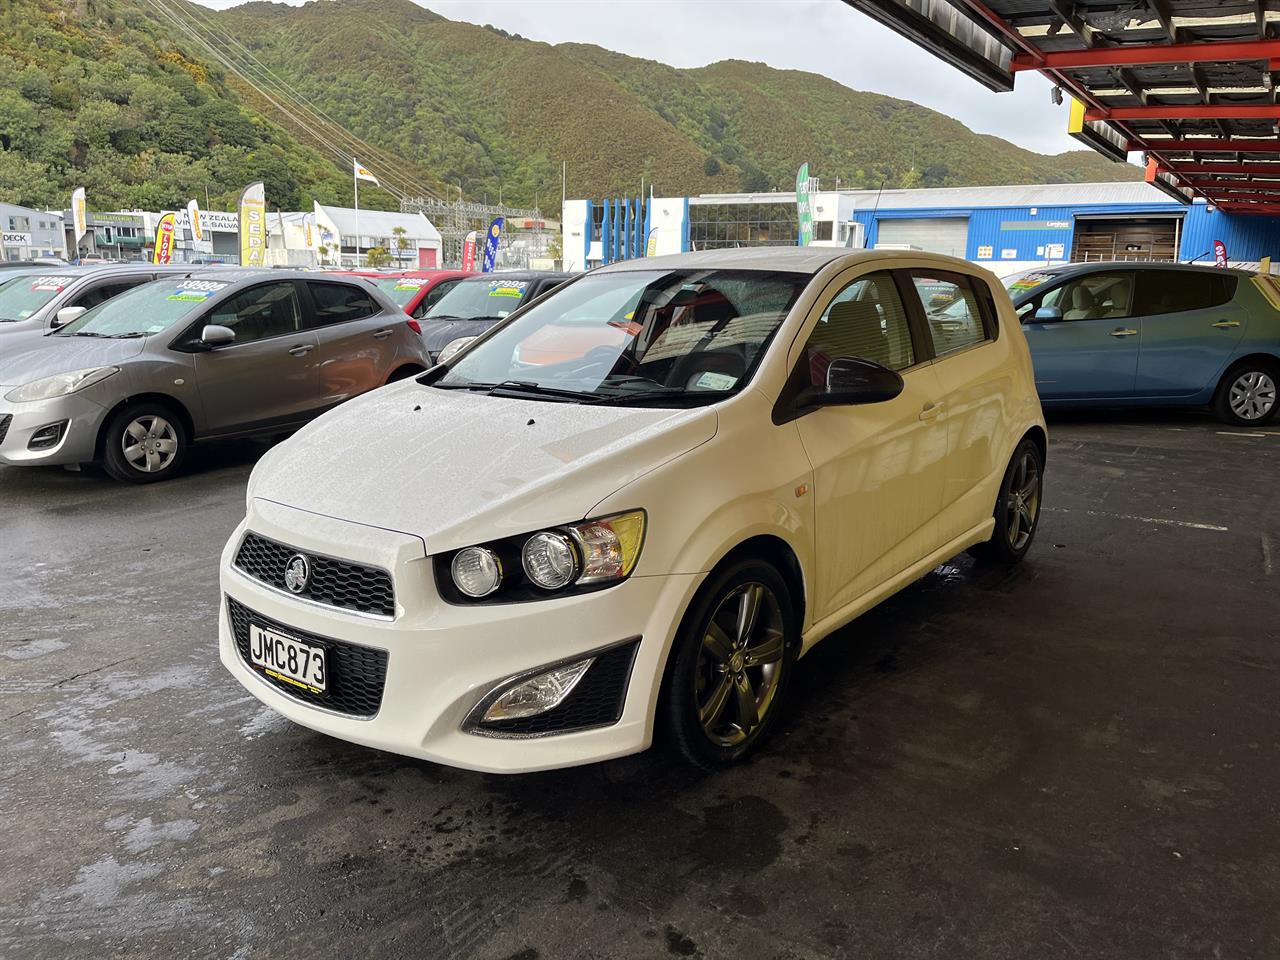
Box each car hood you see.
[250,381,718,552]
[0,336,146,387]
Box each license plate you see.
[249,624,326,693]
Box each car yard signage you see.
[238,181,266,268]
[796,163,813,247]
[152,213,176,265]
[481,218,503,274]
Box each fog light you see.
[451,546,502,598]
[522,532,578,589]
[28,420,68,451]
[482,658,594,722]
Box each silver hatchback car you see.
[0,270,430,482]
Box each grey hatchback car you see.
[0,270,430,482]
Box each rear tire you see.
[969,437,1043,564]
[661,557,797,768]
[1213,359,1279,426]
[100,402,188,483]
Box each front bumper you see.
[0,392,107,466]
[218,498,700,773]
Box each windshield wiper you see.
[487,380,598,401]
[70,331,109,338]
[109,332,146,339]
[585,389,721,407]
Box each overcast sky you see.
[192,0,1087,156]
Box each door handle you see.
[1211,320,1241,329]
[287,343,315,356]
[1110,328,1138,338]
[371,328,393,340]
[919,401,943,421]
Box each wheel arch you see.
[95,393,195,459]
[1220,351,1280,386]
[386,362,426,384]
[1021,423,1047,466]
[699,534,807,639]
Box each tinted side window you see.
[804,271,915,384]
[414,279,461,318]
[305,281,378,326]
[909,271,992,357]
[73,278,147,310]
[1133,271,1234,316]
[207,282,301,343]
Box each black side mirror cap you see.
[797,357,905,409]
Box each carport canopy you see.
[843,1,1280,216]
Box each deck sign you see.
[796,163,813,247]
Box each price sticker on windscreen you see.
[394,280,426,291]
[32,276,72,292]
[488,281,527,299]
[168,281,228,302]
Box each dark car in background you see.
[419,271,573,363]
[0,269,429,482]
[1006,262,1280,425]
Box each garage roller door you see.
[875,218,969,257]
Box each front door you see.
[1022,269,1140,400]
[192,280,319,435]
[1132,269,1248,397]
[791,269,948,621]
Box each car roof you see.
[595,246,981,275]
[1016,260,1254,280]
[454,271,574,282]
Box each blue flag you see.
[481,217,504,273]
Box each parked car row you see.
[0,264,572,481]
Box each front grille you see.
[0,415,11,447]
[476,640,639,736]
[233,532,395,618]
[227,596,388,718]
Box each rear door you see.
[1132,270,1247,397]
[191,280,319,435]
[1021,270,1139,399]
[301,279,396,405]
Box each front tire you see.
[100,402,188,483]
[661,558,797,768]
[969,437,1043,563]
[1214,360,1279,426]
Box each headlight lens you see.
[451,546,503,597]
[569,510,646,584]
[522,531,579,590]
[481,658,593,721]
[437,336,476,363]
[5,366,119,403]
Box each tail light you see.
[407,318,422,335]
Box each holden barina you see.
[219,248,1046,773]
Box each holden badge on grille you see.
[284,554,311,593]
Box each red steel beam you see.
[1138,138,1280,153]
[1011,39,1280,71]
[1086,104,1280,121]
[1165,161,1280,174]
[1216,203,1280,214]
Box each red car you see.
[327,270,470,320]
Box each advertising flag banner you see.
[71,187,87,243]
[304,215,316,250]
[1213,239,1228,268]
[353,160,380,185]
[238,181,266,267]
[461,230,478,272]
[187,199,204,244]
[646,228,658,257]
[152,212,176,264]
[481,218,504,273]
[795,163,813,247]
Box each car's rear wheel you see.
[969,437,1043,563]
[1214,360,1279,426]
[661,558,796,768]
[100,402,188,483]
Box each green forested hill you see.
[0,0,1138,215]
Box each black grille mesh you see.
[477,641,639,736]
[227,596,388,718]
[0,415,11,447]
[233,532,395,618]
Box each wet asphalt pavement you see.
[3,412,1279,959]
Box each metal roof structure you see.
[844,1,1280,215]
[694,180,1183,209]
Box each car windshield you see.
[425,276,533,321]
[373,276,429,308]
[0,273,77,321]
[1003,270,1058,299]
[435,268,808,405]
[56,278,231,338]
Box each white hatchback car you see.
[219,248,1046,772]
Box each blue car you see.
[1004,263,1280,426]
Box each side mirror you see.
[799,357,905,408]
[51,306,87,329]
[1033,305,1063,322]
[200,324,236,348]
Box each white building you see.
[1,203,66,260]
[313,204,443,268]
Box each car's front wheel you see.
[100,402,188,483]
[1214,360,1279,426]
[969,437,1043,563]
[662,557,796,768]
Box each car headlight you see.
[437,336,476,363]
[4,366,119,403]
[441,510,646,603]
